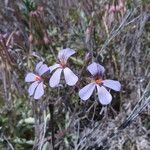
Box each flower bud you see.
[109,5,116,13]
[37,6,43,12]
[28,34,33,43]
[85,27,92,43]
[43,32,50,45]
[84,52,92,63]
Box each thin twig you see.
[3,135,15,150]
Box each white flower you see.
[79,62,121,105]
[49,48,78,87]
[25,62,49,99]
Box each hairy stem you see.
[49,103,55,150]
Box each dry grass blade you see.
[119,82,150,130]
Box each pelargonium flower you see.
[25,62,49,99]
[79,62,121,105]
[49,48,78,87]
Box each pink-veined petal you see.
[103,80,121,91]
[35,61,43,73]
[34,82,44,99]
[87,62,105,76]
[28,81,39,96]
[25,73,37,82]
[64,67,78,86]
[58,48,75,63]
[79,83,96,101]
[96,85,112,105]
[49,68,62,87]
[38,64,49,76]
[49,64,61,72]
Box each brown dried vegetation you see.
[0,0,150,149]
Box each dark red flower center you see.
[94,75,103,84]
[95,78,103,84]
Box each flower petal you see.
[35,61,43,73]
[64,67,78,86]
[34,82,44,99]
[87,62,105,76]
[103,80,121,91]
[28,81,39,96]
[38,64,49,76]
[25,73,37,82]
[49,64,61,72]
[58,48,75,63]
[96,85,112,105]
[79,83,96,101]
[49,68,62,87]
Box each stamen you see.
[60,59,66,68]
[35,75,42,81]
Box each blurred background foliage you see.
[0,0,150,149]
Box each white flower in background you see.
[25,62,49,99]
[79,62,121,105]
[49,48,78,87]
